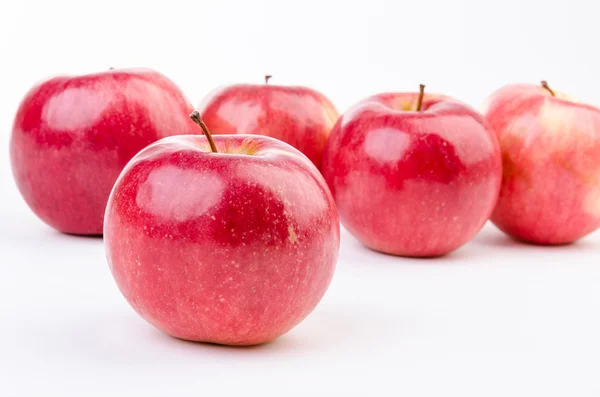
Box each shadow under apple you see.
[472,224,598,252]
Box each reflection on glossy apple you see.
[322,86,502,257]
[104,113,340,345]
[197,76,339,169]
[10,68,197,235]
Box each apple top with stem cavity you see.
[346,84,467,117]
[538,80,586,105]
[481,80,600,119]
[482,79,600,149]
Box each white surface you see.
[2,0,600,395]
[2,210,600,396]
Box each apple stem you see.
[541,80,555,96]
[265,75,272,84]
[416,84,426,111]
[189,111,219,153]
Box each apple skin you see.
[10,68,197,235]
[483,84,600,244]
[104,134,339,346]
[322,92,502,257]
[197,83,339,169]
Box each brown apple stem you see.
[265,75,272,84]
[416,84,426,111]
[541,80,555,96]
[189,111,218,153]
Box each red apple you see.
[483,81,600,244]
[10,68,197,235]
[197,76,339,169]
[104,112,339,346]
[322,86,502,257]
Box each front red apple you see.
[483,82,600,244]
[197,77,339,169]
[10,68,197,235]
[104,117,339,345]
[322,88,502,257]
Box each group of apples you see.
[10,68,600,345]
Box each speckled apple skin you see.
[483,84,600,244]
[10,68,197,235]
[104,135,339,346]
[322,93,502,257]
[197,84,339,169]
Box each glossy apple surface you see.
[483,83,600,244]
[104,133,339,346]
[197,80,339,169]
[322,92,502,257]
[10,68,197,235]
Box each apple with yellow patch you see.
[483,81,600,244]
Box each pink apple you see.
[10,68,197,235]
[197,76,339,169]
[104,112,339,346]
[322,86,502,257]
[483,81,600,244]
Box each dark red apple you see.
[197,76,339,169]
[104,112,339,346]
[322,86,502,257]
[483,81,600,244]
[10,68,197,235]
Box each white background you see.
[1,0,600,396]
